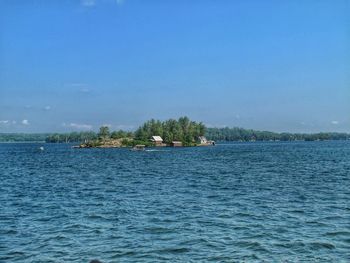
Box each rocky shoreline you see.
[73,138,215,149]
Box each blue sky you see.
[0,0,349,133]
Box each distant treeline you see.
[1,125,349,143]
[206,127,350,141]
[45,131,98,143]
[0,133,49,142]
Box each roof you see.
[151,136,163,142]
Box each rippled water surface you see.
[1,141,350,262]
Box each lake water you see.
[1,141,349,262]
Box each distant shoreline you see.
[1,139,349,144]
[0,141,46,143]
[1,118,349,143]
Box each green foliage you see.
[111,130,134,139]
[205,128,350,142]
[84,140,103,147]
[0,133,49,142]
[98,126,110,140]
[2,122,349,145]
[134,116,206,145]
[45,131,97,143]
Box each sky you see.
[0,0,349,133]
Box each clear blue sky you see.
[0,0,349,133]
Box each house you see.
[151,136,164,146]
[198,136,208,144]
[171,141,182,147]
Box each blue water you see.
[1,141,349,262]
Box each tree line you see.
[0,133,49,142]
[205,127,350,142]
[1,120,349,143]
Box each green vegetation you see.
[45,131,97,143]
[0,133,49,142]
[111,130,133,139]
[206,127,350,142]
[134,116,206,146]
[1,119,349,144]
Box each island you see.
[74,117,214,148]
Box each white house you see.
[198,136,208,144]
[151,136,163,146]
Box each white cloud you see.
[80,88,90,93]
[44,106,51,111]
[63,122,93,130]
[81,0,95,7]
[331,120,339,125]
[116,0,124,5]
[66,83,87,87]
[12,120,17,124]
[22,119,29,125]
[102,123,112,128]
[64,83,91,93]
[0,120,9,124]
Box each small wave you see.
[86,214,106,220]
[143,226,175,234]
[151,247,190,254]
[110,250,137,258]
[325,231,350,237]
[145,149,169,152]
[309,242,335,250]
[342,238,350,244]
[6,250,26,256]
[288,209,305,214]
[236,240,270,253]
[305,221,329,227]
[0,229,17,235]
[235,212,253,217]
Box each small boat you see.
[39,146,44,151]
[131,144,146,151]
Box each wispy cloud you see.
[0,120,18,127]
[80,88,90,93]
[22,119,29,125]
[116,0,124,6]
[331,120,339,125]
[63,122,93,130]
[81,0,95,7]
[64,83,91,93]
[44,106,51,111]
[80,0,125,8]
[65,83,88,87]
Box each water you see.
[1,141,349,262]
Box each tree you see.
[98,126,110,141]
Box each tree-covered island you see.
[74,116,208,148]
